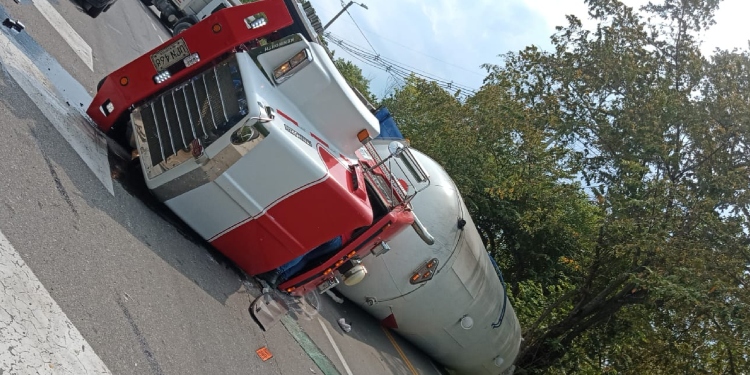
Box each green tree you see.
[383,0,750,373]
[383,74,602,371]
[478,0,750,372]
[334,58,377,104]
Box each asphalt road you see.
[0,1,445,374]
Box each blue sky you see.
[311,0,750,100]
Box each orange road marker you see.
[256,346,273,361]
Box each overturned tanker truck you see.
[86,0,521,373]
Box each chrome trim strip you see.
[202,74,217,129]
[214,66,229,122]
[151,104,166,162]
[160,95,176,155]
[172,90,187,149]
[182,88,198,140]
[191,80,208,136]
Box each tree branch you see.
[523,288,578,338]
[572,226,606,312]
[727,345,738,375]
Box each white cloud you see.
[701,0,750,55]
[522,0,589,29]
[525,0,750,55]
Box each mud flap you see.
[249,291,289,331]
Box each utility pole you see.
[321,1,368,32]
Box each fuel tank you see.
[336,141,522,375]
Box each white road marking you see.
[158,35,164,43]
[0,230,112,374]
[317,318,353,375]
[0,32,114,195]
[33,0,94,71]
[152,22,158,31]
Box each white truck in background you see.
[142,0,322,37]
[141,0,242,35]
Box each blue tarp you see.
[374,107,404,140]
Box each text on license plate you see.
[151,38,190,72]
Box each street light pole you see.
[321,1,368,32]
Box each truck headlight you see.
[273,49,311,84]
[245,14,267,29]
[153,70,171,84]
[273,62,292,80]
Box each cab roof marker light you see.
[357,129,371,144]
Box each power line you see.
[337,7,404,85]
[322,6,478,98]
[328,2,483,78]
[353,29,486,77]
[345,9,378,54]
[325,33,477,97]
[326,33,476,92]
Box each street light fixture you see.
[321,1,368,33]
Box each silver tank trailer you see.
[337,141,522,374]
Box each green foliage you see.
[333,58,377,104]
[379,0,750,373]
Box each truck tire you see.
[96,77,106,92]
[160,12,170,25]
[87,5,105,18]
[172,22,192,35]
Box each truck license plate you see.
[151,38,190,72]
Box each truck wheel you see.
[160,12,176,28]
[172,22,192,35]
[87,5,104,18]
[96,77,106,92]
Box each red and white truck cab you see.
[87,0,433,296]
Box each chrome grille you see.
[136,56,247,167]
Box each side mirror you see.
[388,141,406,157]
[387,141,428,184]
